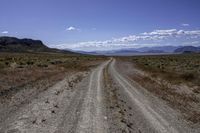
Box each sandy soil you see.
[0,58,199,133]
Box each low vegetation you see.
[117,54,200,124]
[0,52,106,98]
[129,54,200,86]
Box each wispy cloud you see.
[1,31,8,34]
[142,29,200,36]
[183,41,199,46]
[181,23,190,27]
[142,29,177,36]
[59,29,200,51]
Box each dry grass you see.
[116,54,200,124]
[121,54,200,86]
[131,75,200,124]
[0,52,106,97]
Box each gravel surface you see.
[0,58,199,133]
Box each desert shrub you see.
[17,65,24,68]
[37,64,48,67]
[5,57,12,61]
[180,73,196,81]
[5,62,9,65]
[26,61,34,65]
[193,87,200,94]
[0,62,5,69]
[19,62,25,65]
[50,60,63,65]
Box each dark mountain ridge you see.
[174,46,200,53]
[0,36,75,54]
[73,45,200,55]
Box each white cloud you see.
[67,26,76,31]
[60,29,200,51]
[181,23,190,27]
[1,31,8,34]
[184,30,200,35]
[66,26,79,31]
[143,29,200,37]
[142,29,177,36]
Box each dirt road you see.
[0,58,199,133]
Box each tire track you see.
[76,61,110,133]
[109,59,181,133]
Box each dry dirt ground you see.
[0,58,199,133]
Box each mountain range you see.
[74,45,200,55]
[0,36,75,54]
[174,46,200,53]
[1,36,200,55]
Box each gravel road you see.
[0,58,198,133]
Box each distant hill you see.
[136,46,180,53]
[0,36,75,54]
[73,49,140,56]
[143,50,165,53]
[109,49,140,55]
[174,46,200,53]
[73,46,181,56]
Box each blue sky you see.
[0,0,200,51]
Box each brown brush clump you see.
[0,52,106,100]
[129,54,200,86]
[116,54,200,124]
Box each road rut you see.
[0,59,198,133]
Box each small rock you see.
[54,104,59,108]
[45,99,49,104]
[32,119,37,124]
[41,119,46,123]
[51,110,55,114]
